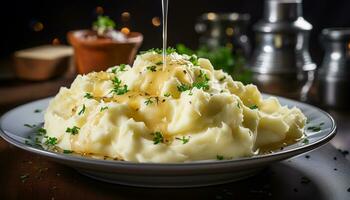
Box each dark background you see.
[1,0,350,65]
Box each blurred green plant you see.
[92,15,116,36]
[176,44,252,84]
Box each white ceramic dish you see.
[0,94,336,188]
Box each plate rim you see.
[0,95,337,168]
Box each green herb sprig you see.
[66,126,80,135]
[175,136,190,144]
[111,77,129,95]
[93,15,116,36]
[78,104,86,115]
[152,132,164,145]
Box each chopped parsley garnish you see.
[66,126,80,135]
[100,106,108,112]
[164,93,171,97]
[216,155,224,160]
[177,80,210,93]
[176,136,190,144]
[249,105,259,110]
[84,93,93,99]
[192,80,209,90]
[302,138,309,144]
[63,150,74,154]
[34,109,42,113]
[45,137,58,146]
[177,84,191,92]
[112,64,127,73]
[144,98,154,105]
[155,61,163,65]
[152,131,164,144]
[118,64,127,71]
[219,76,226,82]
[78,104,86,115]
[111,77,129,95]
[307,122,324,132]
[37,128,47,136]
[24,124,36,128]
[146,65,157,72]
[237,103,241,109]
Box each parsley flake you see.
[216,155,224,160]
[302,138,309,144]
[152,131,164,144]
[24,124,36,128]
[144,98,154,105]
[307,122,324,132]
[155,61,163,65]
[66,126,80,135]
[176,136,190,144]
[177,84,191,92]
[37,128,47,136]
[63,150,74,154]
[193,80,209,90]
[45,137,58,146]
[164,93,171,97]
[78,104,86,115]
[111,77,129,95]
[249,105,259,110]
[100,106,108,112]
[84,93,93,99]
[219,76,226,82]
[146,65,157,72]
[34,109,42,113]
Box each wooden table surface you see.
[0,65,349,200]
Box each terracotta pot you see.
[67,30,143,74]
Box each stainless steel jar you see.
[317,28,350,109]
[248,0,316,99]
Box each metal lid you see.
[254,0,312,33]
[264,0,302,22]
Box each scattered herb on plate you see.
[63,150,74,154]
[24,124,36,128]
[34,109,42,113]
[45,137,58,146]
[216,155,224,160]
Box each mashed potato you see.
[43,50,306,163]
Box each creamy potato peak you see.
[43,51,306,163]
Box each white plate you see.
[0,95,336,188]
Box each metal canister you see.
[248,0,316,99]
[317,28,350,109]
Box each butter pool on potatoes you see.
[43,51,306,163]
